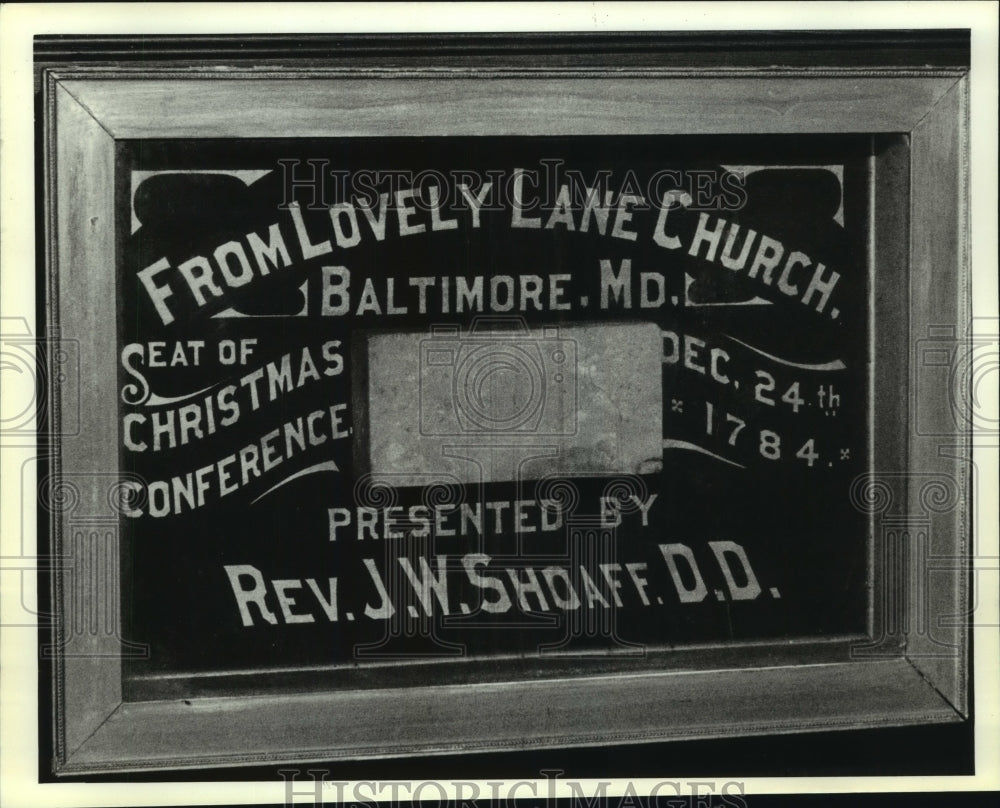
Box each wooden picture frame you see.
[40,34,970,775]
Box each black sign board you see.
[117,135,871,694]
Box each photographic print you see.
[1,4,996,807]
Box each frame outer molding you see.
[40,62,970,774]
[904,76,970,714]
[47,78,123,762]
[53,71,963,139]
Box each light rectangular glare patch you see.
[364,321,663,485]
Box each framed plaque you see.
[38,33,971,774]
